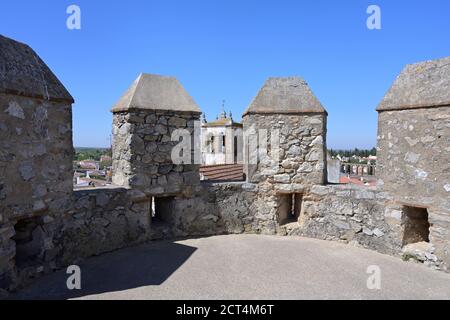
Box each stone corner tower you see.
[376,56,450,268]
[0,34,74,289]
[111,73,202,197]
[376,56,450,212]
[242,76,328,187]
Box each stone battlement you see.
[0,35,449,295]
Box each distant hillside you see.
[75,147,109,152]
[74,147,111,161]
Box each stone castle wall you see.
[158,182,258,238]
[241,112,327,235]
[375,57,450,270]
[243,113,327,185]
[377,107,450,270]
[377,107,450,212]
[2,187,151,291]
[112,110,201,197]
[194,181,448,270]
[0,93,73,291]
[57,188,150,265]
[285,185,402,255]
[151,181,450,269]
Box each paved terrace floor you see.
[13,235,450,300]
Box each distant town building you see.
[78,160,99,170]
[100,155,112,164]
[201,101,243,166]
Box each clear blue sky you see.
[1,0,449,149]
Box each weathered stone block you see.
[273,174,290,183]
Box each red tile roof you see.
[200,164,244,181]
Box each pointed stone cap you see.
[0,35,73,103]
[111,73,201,113]
[377,56,450,112]
[243,77,327,116]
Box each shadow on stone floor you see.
[11,241,197,300]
